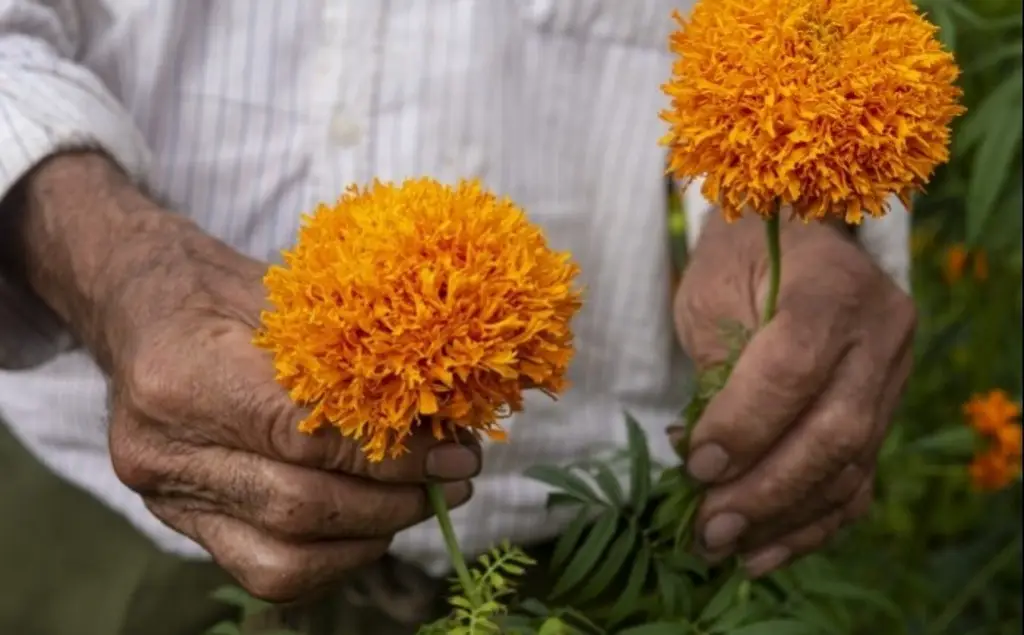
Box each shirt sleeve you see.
[0,0,150,369]
[0,0,150,192]
[682,177,911,293]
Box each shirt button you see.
[329,112,363,147]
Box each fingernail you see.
[702,512,748,550]
[426,444,481,480]
[687,444,729,482]
[442,481,474,509]
[743,545,791,578]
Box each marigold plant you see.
[660,0,965,223]
[255,178,582,461]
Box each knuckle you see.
[239,560,310,603]
[123,348,183,418]
[109,422,161,492]
[821,424,869,463]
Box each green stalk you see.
[762,212,782,326]
[426,483,480,605]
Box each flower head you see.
[963,390,1020,437]
[661,0,965,222]
[964,390,1022,491]
[255,178,582,461]
[969,449,1019,492]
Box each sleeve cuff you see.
[0,34,151,196]
[682,177,911,294]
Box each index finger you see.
[161,325,481,484]
[686,308,847,483]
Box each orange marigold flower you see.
[963,390,1021,437]
[943,244,968,283]
[969,449,1020,492]
[660,0,965,222]
[995,423,1022,458]
[254,178,583,461]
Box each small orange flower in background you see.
[964,389,1022,491]
[943,244,988,283]
[255,178,583,461]
[660,0,965,222]
[944,244,968,283]
[969,450,1017,492]
[963,389,1020,436]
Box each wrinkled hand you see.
[103,225,478,602]
[671,213,916,578]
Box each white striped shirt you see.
[0,0,909,575]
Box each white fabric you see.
[0,0,910,575]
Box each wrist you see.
[5,151,195,370]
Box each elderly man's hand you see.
[672,212,916,578]
[10,153,478,602]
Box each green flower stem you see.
[426,483,479,605]
[762,212,782,326]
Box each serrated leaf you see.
[575,520,639,603]
[550,513,593,571]
[551,512,620,598]
[725,620,818,635]
[546,492,587,510]
[608,543,652,625]
[625,412,653,510]
[525,465,603,505]
[967,104,1023,243]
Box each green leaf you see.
[656,563,690,619]
[546,492,588,510]
[725,620,819,635]
[551,512,620,598]
[525,465,603,505]
[698,569,744,624]
[575,520,639,603]
[956,70,1023,155]
[550,513,593,571]
[208,586,272,620]
[929,6,956,50]
[966,105,1022,244]
[608,543,652,625]
[625,411,653,510]
[966,39,1023,73]
[589,462,627,508]
[664,551,710,580]
[801,579,904,621]
[906,426,977,457]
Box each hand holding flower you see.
[672,212,916,577]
